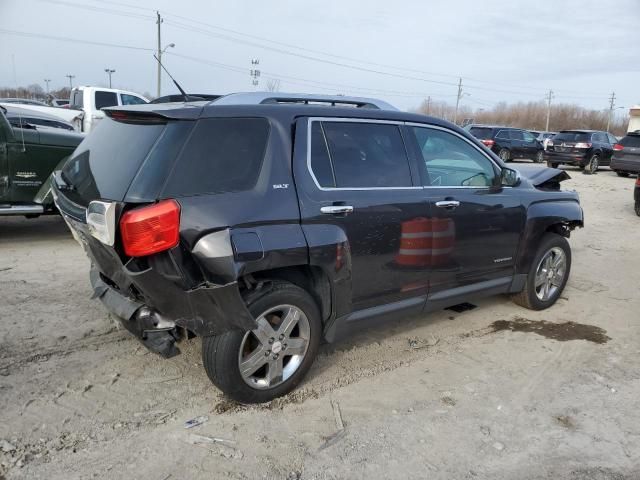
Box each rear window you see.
[61,117,165,206]
[95,91,118,110]
[70,89,83,109]
[619,135,640,148]
[469,127,493,139]
[162,118,270,197]
[554,132,592,142]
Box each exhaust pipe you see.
[0,205,44,216]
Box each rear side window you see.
[121,94,147,106]
[95,91,118,110]
[495,130,510,139]
[509,130,524,140]
[319,121,412,188]
[620,135,640,147]
[163,118,270,197]
[310,122,335,187]
[469,127,493,139]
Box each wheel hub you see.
[271,341,283,354]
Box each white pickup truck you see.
[69,86,149,133]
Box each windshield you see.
[469,127,494,139]
[61,116,165,206]
[554,132,592,142]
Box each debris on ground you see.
[408,334,440,350]
[185,434,242,459]
[184,416,209,429]
[0,441,16,454]
[319,400,347,451]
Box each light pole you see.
[65,74,75,91]
[104,69,115,88]
[157,41,175,97]
[607,106,625,133]
[44,78,51,94]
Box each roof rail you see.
[210,92,397,110]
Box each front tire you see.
[535,150,545,163]
[512,233,571,310]
[547,160,559,169]
[635,202,640,217]
[202,281,322,404]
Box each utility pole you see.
[65,74,75,91]
[104,69,115,88]
[606,91,616,133]
[250,59,260,89]
[545,89,554,132]
[156,11,162,97]
[44,78,51,94]
[454,78,463,125]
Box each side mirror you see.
[501,168,521,187]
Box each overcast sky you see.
[1,0,639,114]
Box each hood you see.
[516,164,570,189]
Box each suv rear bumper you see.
[544,152,587,165]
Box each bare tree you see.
[265,79,281,92]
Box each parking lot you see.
[0,165,639,479]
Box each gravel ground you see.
[1,165,639,479]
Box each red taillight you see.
[120,200,180,257]
[613,143,624,152]
[481,139,495,147]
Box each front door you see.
[294,118,430,313]
[521,130,539,159]
[407,124,524,299]
[509,129,525,158]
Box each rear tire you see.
[512,233,571,311]
[535,151,545,163]
[547,160,559,168]
[583,155,599,175]
[498,148,511,162]
[202,281,321,404]
[616,171,630,177]
[635,202,640,217]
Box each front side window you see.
[121,94,147,106]
[94,91,118,110]
[314,121,413,188]
[412,127,497,188]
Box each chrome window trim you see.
[305,118,506,192]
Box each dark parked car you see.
[610,131,640,177]
[4,105,74,131]
[545,130,617,174]
[467,125,544,162]
[52,93,583,403]
[0,105,83,216]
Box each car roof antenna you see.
[153,54,191,102]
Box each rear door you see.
[594,132,613,163]
[617,135,640,163]
[294,117,430,313]
[407,124,524,300]
[509,129,525,157]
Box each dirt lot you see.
[1,166,639,480]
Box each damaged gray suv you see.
[53,93,583,403]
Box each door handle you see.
[321,205,354,215]
[435,200,460,209]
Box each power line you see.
[0,28,154,52]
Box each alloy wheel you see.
[534,247,567,301]
[535,151,544,163]
[588,155,599,174]
[238,304,310,389]
[499,149,510,161]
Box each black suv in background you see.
[610,131,640,177]
[466,125,544,163]
[52,93,583,403]
[545,130,617,174]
